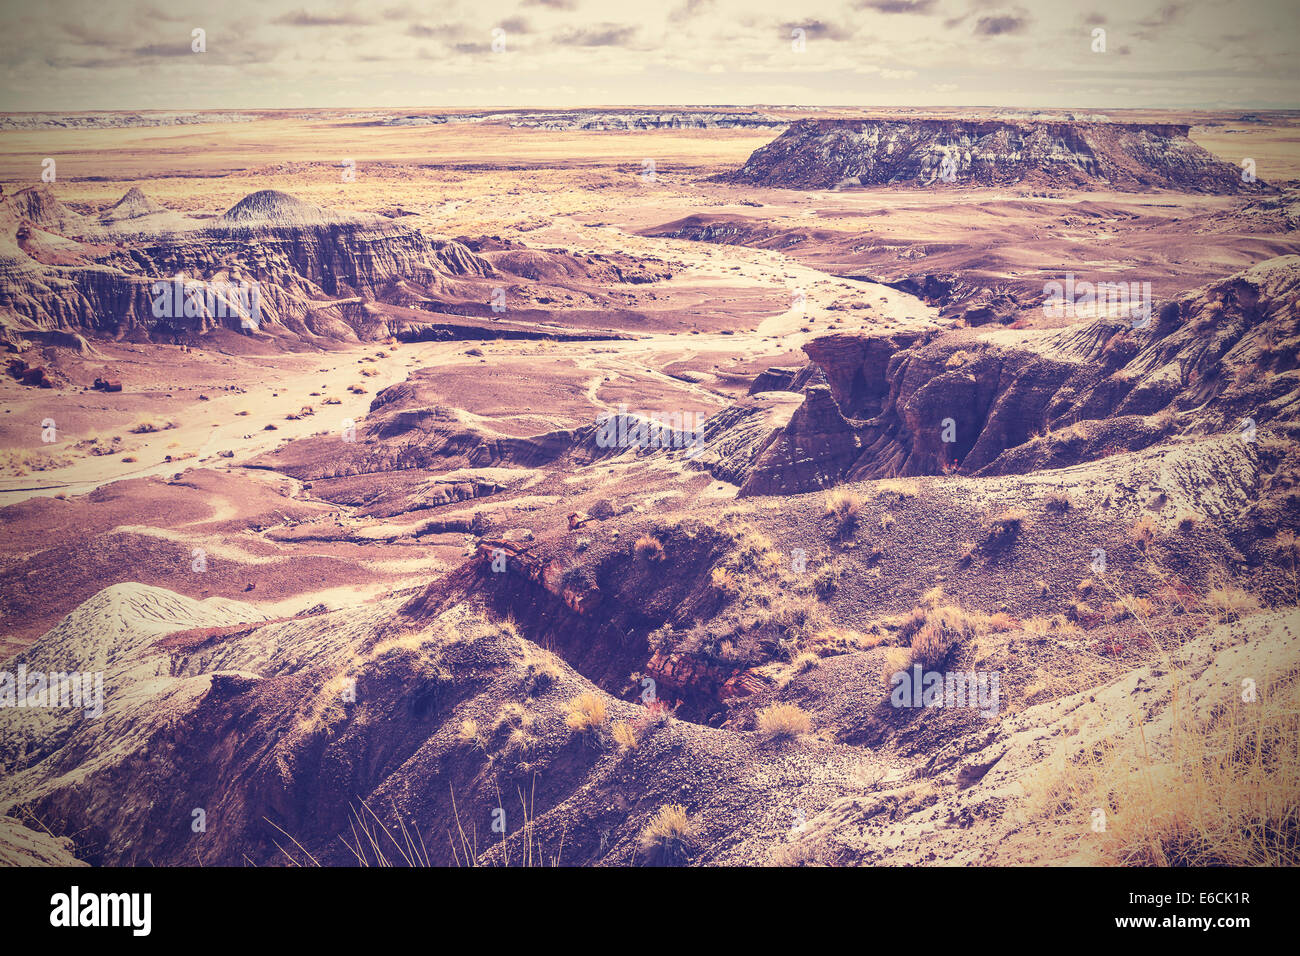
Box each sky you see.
[1,0,1297,111]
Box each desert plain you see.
[0,106,1298,867]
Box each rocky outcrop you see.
[98,186,168,223]
[748,366,807,394]
[726,118,1267,193]
[0,186,488,343]
[504,110,784,131]
[0,111,255,131]
[734,256,1300,493]
[0,186,673,348]
[645,650,768,705]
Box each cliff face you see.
[0,187,498,344]
[733,256,1300,494]
[0,187,660,348]
[726,118,1264,192]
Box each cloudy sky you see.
[1,0,1297,111]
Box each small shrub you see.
[564,692,609,734]
[647,625,677,655]
[612,721,638,750]
[1044,491,1072,513]
[634,535,666,562]
[825,488,862,532]
[638,805,696,865]
[1206,587,1261,622]
[756,703,812,740]
[812,560,843,596]
[128,418,176,434]
[457,718,483,748]
[1129,516,1157,551]
[875,479,919,499]
[982,508,1028,552]
[711,566,738,594]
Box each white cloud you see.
[0,0,1296,109]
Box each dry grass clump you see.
[825,487,863,533]
[790,651,820,675]
[710,566,739,594]
[634,535,666,562]
[810,626,889,655]
[982,507,1028,552]
[521,647,562,699]
[1044,491,1073,513]
[812,559,844,596]
[728,524,775,570]
[1128,515,1157,551]
[637,805,696,865]
[911,605,983,668]
[986,611,1018,632]
[457,718,485,749]
[1105,595,1154,624]
[563,692,609,735]
[128,418,177,434]
[874,478,920,499]
[496,704,538,757]
[756,702,812,740]
[891,604,986,672]
[1205,586,1262,622]
[0,447,74,475]
[945,350,973,369]
[1029,672,1300,866]
[611,721,638,750]
[1055,420,1093,445]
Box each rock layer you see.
[726,118,1266,192]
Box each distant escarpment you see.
[712,256,1300,494]
[724,118,1266,192]
[0,187,670,349]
